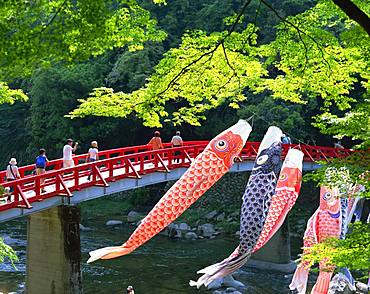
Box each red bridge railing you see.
[0,141,354,213]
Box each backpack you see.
[35,155,46,168]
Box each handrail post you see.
[74,167,79,190]
[109,161,114,179]
[35,177,41,201]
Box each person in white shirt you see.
[63,138,78,168]
[86,141,99,181]
[6,157,21,195]
[171,131,183,163]
[86,141,99,162]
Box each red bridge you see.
[0,141,353,222]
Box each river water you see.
[0,197,312,294]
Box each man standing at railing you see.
[171,131,183,163]
[63,139,78,168]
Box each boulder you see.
[224,287,240,293]
[223,275,245,289]
[184,232,198,240]
[235,231,240,236]
[207,278,223,290]
[356,282,369,293]
[79,224,93,231]
[198,223,216,237]
[205,210,219,220]
[1,234,18,245]
[127,211,142,223]
[178,222,190,231]
[106,220,123,226]
[216,212,225,221]
[167,223,181,238]
[328,273,355,294]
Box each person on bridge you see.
[35,148,49,192]
[126,285,134,294]
[334,140,344,149]
[86,141,99,181]
[281,134,292,144]
[6,158,20,194]
[148,131,163,150]
[63,138,78,168]
[171,131,183,163]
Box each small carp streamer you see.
[289,186,342,294]
[88,120,252,263]
[253,148,303,251]
[190,126,290,288]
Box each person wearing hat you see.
[6,158,21,195]
[86,141,99,181]
[126,285,134,294]
[63,138,78,168]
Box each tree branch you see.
[259,0,331,72]
[332,0,370,36]
[156,0,252,97]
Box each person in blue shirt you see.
[35,148,49,192]
[281,134,292,144]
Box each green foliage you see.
[303,222,370,273]
[237,95,308,141]
[304,153,370,199]
[0,238,18,267]
[0,0,166,80]
[69,24,268,127]
[0,82,28,104]
[0,101,32,165]
[107,43,164,92]
[0,0,166,105]
[71,0,369,142]
[314,100,370,149]
[127,187,153,208]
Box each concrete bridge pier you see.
[248,218,296,273]
[26,205,83,294]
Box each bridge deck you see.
[0,141,353,222]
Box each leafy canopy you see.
[0,0,166,102]
[70,0,370,146]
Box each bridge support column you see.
[26,205,82,294]
[247,218,296,273]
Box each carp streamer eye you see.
[323,192,332,200]
[279,173,288,181]
[257,154,268,165]
[215,139,228,151]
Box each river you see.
[0,195,314,294]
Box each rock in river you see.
[106,220,123,226]
[127,211,143,222]
[184,232,198,240]
[198,223,216,237]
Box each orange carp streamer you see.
[88,120,252,263]
[289,186,342,294]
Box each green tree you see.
[0,0,166,103]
